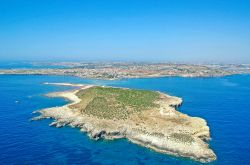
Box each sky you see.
[0,0,250,63]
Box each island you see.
[32,83,216,163]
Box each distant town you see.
[1,62,250,80]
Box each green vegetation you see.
[170,133,194,144]
[73,86,159,119]
[132,128,165,138]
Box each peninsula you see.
[32,83,216,163]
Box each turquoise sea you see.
[0,74,250,164]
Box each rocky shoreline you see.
[32,83,216,163]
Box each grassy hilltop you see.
[72,86,159,120]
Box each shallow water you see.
[0,74,250,164]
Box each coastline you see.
[2,62,249,80]
[0,71,240,80]
[32,83,216,163]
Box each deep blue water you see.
[0,74,250,165]
[0,61,67,69]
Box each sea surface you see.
[0,61,67,69]
[0,74,250,165]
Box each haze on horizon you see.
[0,0,250,63]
